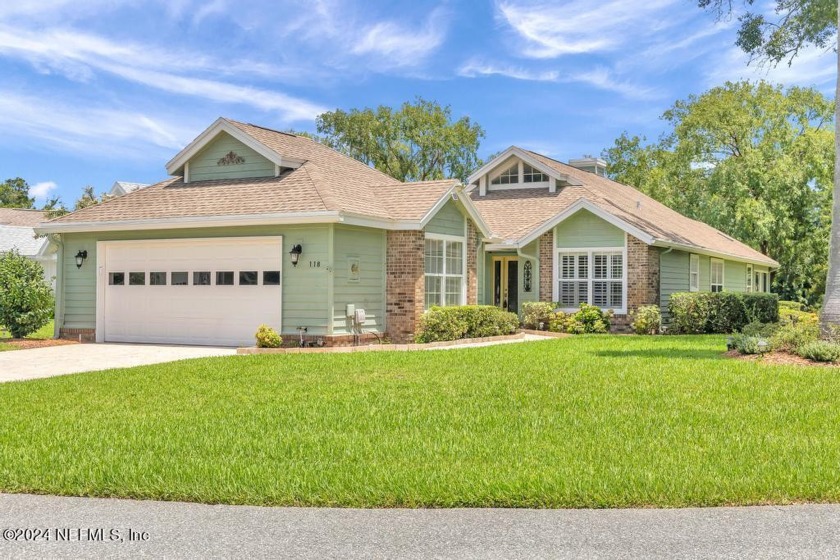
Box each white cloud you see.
[495,0,678,58]
[705,44,836,92]
[569,67,661,101]
[30,181,57,200]
[352,8,448,66]
[0,26,326,122]
[458,59,559,81]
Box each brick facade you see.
[539,231,553,302]
[612,234,660,331]
[467,221,478,305]
[385,230,426,343]
[59,328,95,343]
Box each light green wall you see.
[554,210,625,248]
[189,132,275,181]
[60,225,332,336]
[424,200,465,236]
[331,225,386,335]
[725,261,747,292]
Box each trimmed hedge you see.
[668,292,779,334]
[415,305,519,343]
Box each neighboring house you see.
[0,208,57,288]
[36,118,778,346]
[109,181,150,197]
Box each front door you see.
[492,256,519,314]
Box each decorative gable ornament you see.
[217,151,245,166]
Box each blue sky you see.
[0,0,835,207]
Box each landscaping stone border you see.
[238,332,528,354]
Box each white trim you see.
[467,146,581,187]
[552,244,627,315]
[689,253,700,292]
[746,264,753,292]
[184,161,190,184]
[518,199,656,248]
[710,258,725,292]
[424,232,467,308]
[165,118,305,176]
[95,241,105,343]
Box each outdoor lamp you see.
[289,244,303,267]
[75,250,88,269]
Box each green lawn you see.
[1,335,839,508]
[0,320,54,341]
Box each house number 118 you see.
[310,261,321,268]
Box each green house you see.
[37,119,778,346]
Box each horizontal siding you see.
[660,249,689,319]
[189,132,274,181]
[555,210,625,248]
[424,200,465,236]
[725,261,746,292]
[61,225,331,336]
[332,225,386,334]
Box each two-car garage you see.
[97,237,283,346]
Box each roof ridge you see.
[297,162,337,212]
[225,118,302,139]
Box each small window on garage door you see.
[193,271,211,285]
[263,271,280,285]
[172,272,188,285]
[129,272,145,285]
[109,272,125,285]
[239,271,258,285]
[216,271,234,285]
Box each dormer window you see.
[523,164,548,183]
[490,163,518,185]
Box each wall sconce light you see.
[289,244,303,267]
[75,250,88,269]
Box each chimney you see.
[568,156,607,177]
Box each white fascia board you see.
[516,199,656,248]
[467,146,582,187]
[651,240,779,268]
[165,118,305,176]
[35,211,341,234]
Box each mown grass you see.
[1,335,839,508]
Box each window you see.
[557,250,624,311]
[129,272,145,286]
[216,271,234,286]
[239,271,258,285]
[490,163,518,185]
[424,237,464,309]
[689,254,699,292]
[263,271,281,285]
[710,259,724,292]
[150,272,167,286]
[172,272,188,286]
[108,272,124,285]
[193,271,211,286]
[523,164,548,183]
[746,265,753,292]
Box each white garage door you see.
[98,237,282,346]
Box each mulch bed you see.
[726,349,840,368]
[1,338,79,350]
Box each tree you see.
[74,185,111,211]
[603,81,834,306]
[0,249,54,338]
[42,196,68,219]
[697,0,838,329]
[315,98,485,182]
[0,177,35,208]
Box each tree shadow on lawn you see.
[591,348,728,361]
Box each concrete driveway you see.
[0,343,236,383]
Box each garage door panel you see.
[101,237,282,346]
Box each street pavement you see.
[2,493,839,559]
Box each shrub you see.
[731,333,770,355]
[0,249,54,338]
[521,302,556,330]
[797,340,840,363]
[668,292,779,334]
[630,305,661,335]
[740,321,778,338]
[779,300,805,312]
[770,321,819,353]
[565,303,611,334]
[415,306,519,343]
[547,310,568,333]
[255,324,282,348]
[778,306,818,328]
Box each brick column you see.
[618,235,660,330]
[386,230,425,343]
[466,221,478,305]
[539,231,554,302]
